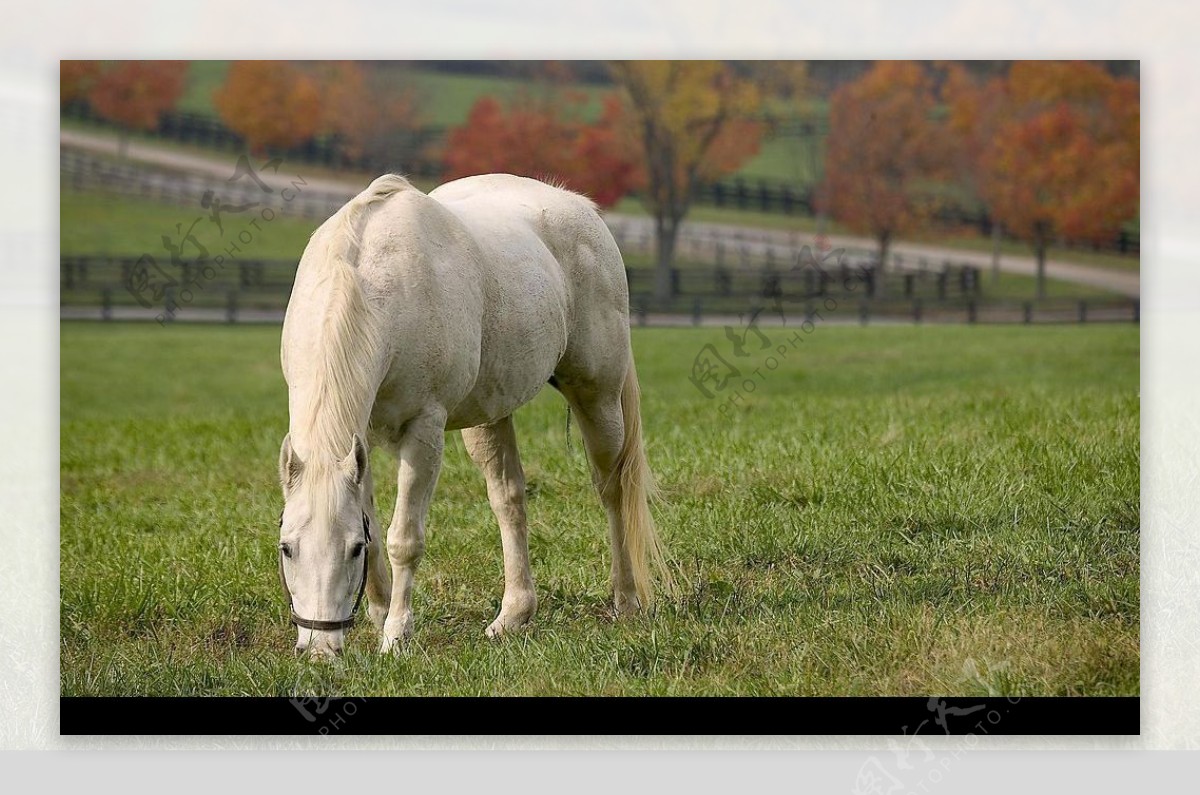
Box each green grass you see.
[178,61,231,116]
[60,322,1139,696]
[60,189,319,262]
[735,134,825,185]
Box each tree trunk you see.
[654,214,679,305]
[991,221,1002,283]
[878,231,891,273]
[1035,237,1047,301]
[876,230,891,296]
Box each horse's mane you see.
[290,174,413,463]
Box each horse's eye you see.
[350,542,365,559]
[279,542,293,559]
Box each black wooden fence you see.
[60,253,1139,327]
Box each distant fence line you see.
[60,250,1139,328]
[63,103,1139,256]
[60,149,1138,326]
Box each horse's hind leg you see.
[380,408,446,654]
[557,382,641,613]
[462,416,538,637]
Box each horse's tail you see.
[328,174,412,268]
[615,357,673,607]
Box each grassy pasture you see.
[60,322,1138,696]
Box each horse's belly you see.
[444,269,568,430]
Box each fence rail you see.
[59,254,1139,327]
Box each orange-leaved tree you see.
[214,61,322,153]
[819,60,943,269]
[608,61,763,302]
[88,61,189,155]
[938,62,1010,279]
[61,60,102,106]
[443,88,641,209]
[315,61,422,165]
[977,61,1138,298]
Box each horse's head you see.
[277,432,372,658]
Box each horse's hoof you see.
[379,634,408,655]
[613,591,643,616]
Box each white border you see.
[2,0,1197,779]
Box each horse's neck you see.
[290,366,376,458]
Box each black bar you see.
[61,696,1138,736]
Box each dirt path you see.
[61,129,1140,298]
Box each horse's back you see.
[431,173,632,380]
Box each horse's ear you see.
[279,434,304,494]
[340,434,368,486]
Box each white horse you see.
[277,173,668,656]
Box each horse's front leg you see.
[380,409,446,654]
[361,465,392,636]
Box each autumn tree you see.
[608,61,763,302]
[936,63,1011,279]
[88,61,188,156]
[60,60,101,106]
[819,61,943,270]
[315,61,422,166]
[976,61,1139,298]
[214,61,321,153]
[443,90,641,209]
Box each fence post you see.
[912,299,922,324]
[226,291,238,324]
[904,274,914,298]
[163,286,176,322]
[859,301,869,327]
[967,299,977,324]
[101,288,112,321]
[1078,300,1087,323]
[692,299,703,327]
[637,299,648,327]
[1023,302,1033,324]
[936,271,947,301]
[715,266,731,296]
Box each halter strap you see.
[278,512,371,632]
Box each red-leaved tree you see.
[977,61,1139,298]
[443,90,640,209]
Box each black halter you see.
[278,512,371,632]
